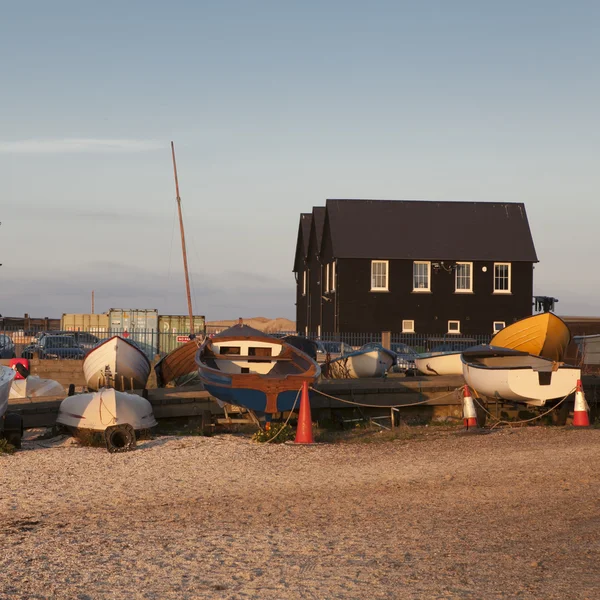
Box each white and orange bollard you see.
[573,379,590,427]
[463,385,478,430]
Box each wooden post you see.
[381,331,391,349]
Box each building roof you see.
[312,206,326,254]
[300,213,312,257]
[326,199,538,261]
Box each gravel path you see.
[1,427,599,599]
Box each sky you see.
[0,0,599,321]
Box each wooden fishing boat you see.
[490,312,571,362]
[328,343,396,378]
[155,338,201,387]
[196,322,320,414]
[83,336,151,391]
[461,347,580,406]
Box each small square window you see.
[493,321,505,333]
[448,320,461,334]
[402,320,415,333]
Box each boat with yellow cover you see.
[490,312,571,362]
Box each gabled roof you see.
[312,207,326,255]
[326,199,538,261]
[293,213,312,272]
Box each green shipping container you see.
[158,315,206,355]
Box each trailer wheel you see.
[68,384,75,397]
[15,363,30,379]
[104,424,136,453]
[551,401,571,426]
[3,413,23,449]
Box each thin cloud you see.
[0,138,164,154]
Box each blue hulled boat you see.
[196,321,320,414]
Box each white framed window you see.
[455,262,473,293]
[494,263,511,294]
[448,320,461,334]
[493,321,505,333]
[413,261,431,292]
[371,260,389,291]
[402,320,415,333]
[302,271,307,296]
[331,261,336,292]
[324,264,330,293]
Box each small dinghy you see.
[328,343,396,378]
[9,375,64,399]
[415,344,495,376]
[196,321,320,414]
[154,338,201,387]
[0,365,22,448]
[461,347,580,406]
[490,312,571,362]
[57,388,157,452]
[83,336,151,391]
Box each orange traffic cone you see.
[573,380,590,427]
[463,385,478,430]
[294,381,314,444]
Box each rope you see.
[487,387,576,429]
[309,385,462,408]
[264,387,302,444]
[98,390,117,427]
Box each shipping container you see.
[61,313,109,333]
[108,309,159,357]
[158,315,206,354]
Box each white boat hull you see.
[462,354,580,407]
[415,352,463,376]
[330,349,394,378]
[83,336,151,391]
[57,388,157,431]
[0,366,16,419]
[10,376,65,399]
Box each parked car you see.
[390,342,419,374]
[21,335,86,360]
[0,334,16,358]
[64,331,100,350]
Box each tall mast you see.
[170,141,195,334]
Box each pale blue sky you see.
[1,1,599,320]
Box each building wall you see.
[337,259,533,334]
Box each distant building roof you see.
[326,199,538,261]
[312,206,326,254]
[300,213,312,257]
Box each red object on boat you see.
[10,358,29,380]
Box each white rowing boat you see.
[461,347,580,407]
[83,336,151,391]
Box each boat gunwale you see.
[84,335,152,369]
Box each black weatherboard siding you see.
[294,200,538,335]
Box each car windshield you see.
[46,336,78,348]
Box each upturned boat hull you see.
[490,313,571,362]
[57,388,157,431]
[461,348,580,406]
[196,323,320,414]
[10,376,64,399]
[83,336,151,391]
[0,366,16,419]
[329,348,395,378]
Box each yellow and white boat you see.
[490,313,571,362]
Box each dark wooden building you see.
[293,199,538,335]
